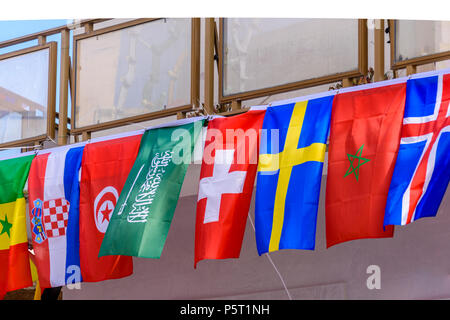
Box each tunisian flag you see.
[326,83,406,247]
[79,134,141,281]
[195,109,265,268]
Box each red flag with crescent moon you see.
[79,134,142,282]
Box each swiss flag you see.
[195,110,265,267]
[79,134,142,282]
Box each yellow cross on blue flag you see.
[255,95,334,254]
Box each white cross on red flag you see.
[194,109,265,268]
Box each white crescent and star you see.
[94,186,119,233]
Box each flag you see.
[28,147,83,288]
[99,120,204,259]
[195,110,265,267]
[0,155,34,299]
[384,73,450,226]
[29,253,41,300]
[64,146,84,286]
[326,83,406,247]
[255,96,333,254]
[79,135,140,281]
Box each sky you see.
[0,20,69,39]
[0,19,74,115]
[0,19,69,53]
[0,19,70,158]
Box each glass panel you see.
[0,48,49,144]
[395,20,450,62]
[222,18,359,97]
[75,18,191,128]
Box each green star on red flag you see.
[344,144,370,181]
[0,214,12,238]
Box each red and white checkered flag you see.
[43,198,70,238]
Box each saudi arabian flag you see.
[0,155,34,298]
[99,119,204,258]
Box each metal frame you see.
[0,42,57,148]
[71,18,200,137]
[374,19,385,82]
[217,18,368,105]
[389,20,450,72]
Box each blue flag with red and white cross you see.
[384,72,450,226]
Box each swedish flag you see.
[255,96,333,254]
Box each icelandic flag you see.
[384,73,450,226]
[28,146,84,288]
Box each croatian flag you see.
[28,145,84,288]
[384,73,450,226]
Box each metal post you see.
[406,64,417,76]
[204,18,216,115]
[58,29,70,145]
[191,18,200,109]
[82,131,91,141]
[342,78,353,88]
[38,35,46,45]
[374,19,385,82]
[231,100,241,111]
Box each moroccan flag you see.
[0,155,34,299]
[326,83,406,247]
[79,134,141,281]
[195,109,265,268]
[28,146,84,288]
[255,96,333,255]
[99,120,204,259]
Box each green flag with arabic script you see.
[99,120,204,258]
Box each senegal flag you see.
[0,155,34,299]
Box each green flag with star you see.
[0,155,34,298]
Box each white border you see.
[2,1,448,20]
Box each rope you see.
[46,136,58,145]
[247,213,293,300]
